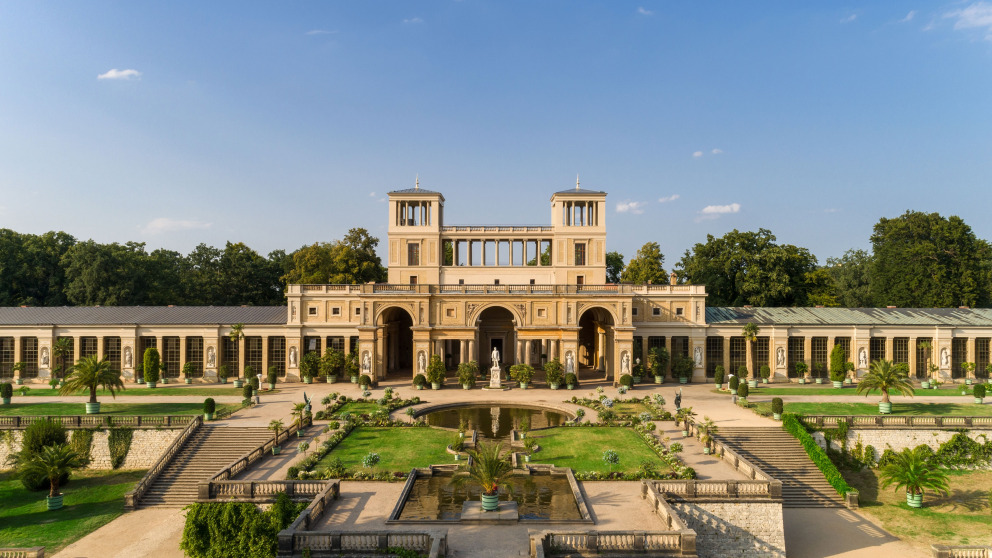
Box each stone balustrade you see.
[800,415,992,429]
[931,545,992,558]
[0,415,194,429]
[0,548,45,558]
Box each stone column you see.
[468,339,476,363]
[74,337,82,368]
[261,336,270,379]
[908,336,918,378]
[745,338,754,377]
[884,337,894,362]
[966,337,976,380]
[180,336,188,369]
[722,336,730,376]
[238,336,245,379]
[13,337,22,383]
[803,336,813,373]
[524,340,532,366]
[597,330,606,371]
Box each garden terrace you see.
[0,414,197,428]
[527,427,675,476]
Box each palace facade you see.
[2,185,991,384]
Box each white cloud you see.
[692,151,703,158]
[637,7,653,16]
[616,201,647,214]
[711,148,723,155]
[840,14,857,23]
[143,218,212,234]
[97,68,141,80]
[658,194,680,203]
[305,29,335,35]
[403,17,423,24]
[824,208,839,213]
[899,11,916,23]
[369,192,376,197]
[700,203,741,215]
[945,2,992,37]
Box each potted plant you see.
[143,347,160,388]
[452,440,513,512]
[674,356,694,384]
[648,347,669,384]
[714,365,725,389]
[266,365,278,390]
[413,373,428,390]
[424,354,445,389]
[12,362,26,385]
[973,383,985,404]
[829,344,847,389]
[268,419,283,454]
[358,374,373,390]
[20,444,83,511]
[632,361,643,384]
[675,407,696,436]
[619,374,633,389]
[544,358,564,389]
[59,355,125,414]
[962,362,976,385]
[771,397,784,420]
[135,362,144,385]
[345,352,360,384]
[565,371,578,390]
[160,361,170,384]
[509,363,535,389]
[300,352,319,385]
[324,348,345,383]
[1,382,12,405]
[217,364,230,384]
[794,362,809,385]
[760,364,771,384]
[737,382,749,404]
[813,362,827,384]
[857,359,915,414]
[203,397,215,421]
[879,446,949,508]
[458,360,478,390]
[292,402,309,436]
[728,375,740,394]
[697,416,717,454]
[182,362,195,384]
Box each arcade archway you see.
[378,307,413,377]
[578,307,615,380]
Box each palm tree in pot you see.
[453,440,514,512]
[879,447,949,508]
[857,359,914,414]
[268,419,284,454]
[60,355,125,414]
[20,444,83,510]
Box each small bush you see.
[771,397,784,414]
[565,372,578,387]
[358,374,372,387]
[736,365,748,380]
[737,383,749,398]
[203,398,216,414]
[413,374,428,387]
[729,376,740,391]
[1,383,12,399]
[760,364,771,380]
[714,366,725,386]
[18,418,69,490]
[619,374,633,387]
[974,384,986,399]
[267,365,278,385]
[242,383,254,399]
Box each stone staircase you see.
[138,424,273,507]
[713,427,842,508]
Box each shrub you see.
[108,428,133,469]
[714,366,725,386]
[204,398,216,414]
[736,364,748,380]
[17,418,69,490]
[457,361,479,387]
[358,374,372,387]
[782,413,855,497]
[181,495,306,558]
[975,384,986,399]
[729,376,740,391]
[143,347,161,383]
[218,364,230,380]
[565,372,578,387]
[648,347,669,378]
[544,358,564,385]
[69,429,94,465]
[794,362,809,379]
[760,364,771,380]
[249,375,260,390]
[1,382,12,399]
[267,366,278,385]
[619,374,633,388]
[321,347,345,378]
[300,352,320,381]
[426,355,446,385]
[242,383,254,399]
[602,449,620,469]
[829,343,848,382]
[182,362,196,379]
[737,383,749,398]
[771,397,784,415]
[509,363,536,384]
[413,374,428,388]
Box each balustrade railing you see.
[802,415,992,429]
[202,480,329,501]
[534,530,693,557]
[124,415,202,510]
[0,415,194,429]
[0,548,45,558]
[931,545,992,558]
[288,283,705,297]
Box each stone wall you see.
[0,427,182,470]
[813,429,992,455]
[671,501,786,558]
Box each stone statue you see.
[858,348,868,369]
[694,346,703,367]
[207,346,216,368]
[288,346,297,368]
[940,347,949,368]
[776,347,785,367]
[674,388,682,411]
[41,346,50,367]
[362,352,371,375]
[491,346,500,368]
[621,352,631,376]
[565,351,575,375]
[123,346,132,368]
[303,392,312,415]
[417,351,426,375]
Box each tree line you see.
[0,228,386,307]
[606,210,992,308]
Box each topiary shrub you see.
[729,376,740,391]
[737,383,749,398]
[619,374,633,388]
[17,418,69,490]
[782,413,855,498]
[203,398,216,415]
[412,374,427,388]
[143,347,161,384]
[974,384,986,399]
[760,364,771,380]
[736,365,748,380]
[358,374,372,388]
[714,366,725,386]
[242,383,254,400]
[249,375,260,390]
[565,372,578,387]
[772,397,784,415]
[267,365,278,385]
[1,382,12,399]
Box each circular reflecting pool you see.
[422,404,567,438]
[398,472,581,521]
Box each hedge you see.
[781,413,854,498]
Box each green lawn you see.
[0,469,145,553]
[844,468,992,550]
[333,402,383,417]
[750,401,992,416]
[314,427,457,473]
[528,427,670,474]
[0,402,241,416]
[14,386,278,397]
[610,401,654,416]
[736,386,978,397]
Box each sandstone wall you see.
[671,501,786,558]
[813,429,992,455]
[0,427,182,470]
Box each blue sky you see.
[1,1,991,267]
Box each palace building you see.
[1,183,991,385]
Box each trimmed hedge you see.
[781,413,854,497]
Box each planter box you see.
[655,376,664,384]
[85,402,100,414]
[832,381,844,388]
[747,380,758,388]
[549,383,560,390]
[146,382,157,388]
[185,378,193,384]
[47,494,63,511]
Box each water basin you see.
[398,472,581,521]
[422,404,567,438]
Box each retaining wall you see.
[669,502,785,558]
[0,428,183,469]
[812,429,992,455]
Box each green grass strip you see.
[781,413,855,498]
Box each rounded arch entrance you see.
[578,307,615,379]
[377,306,413,377]
[476,306,517,370]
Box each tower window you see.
[575,243,586,266]
[408,244,420,266]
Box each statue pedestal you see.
[482,365,509,391]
